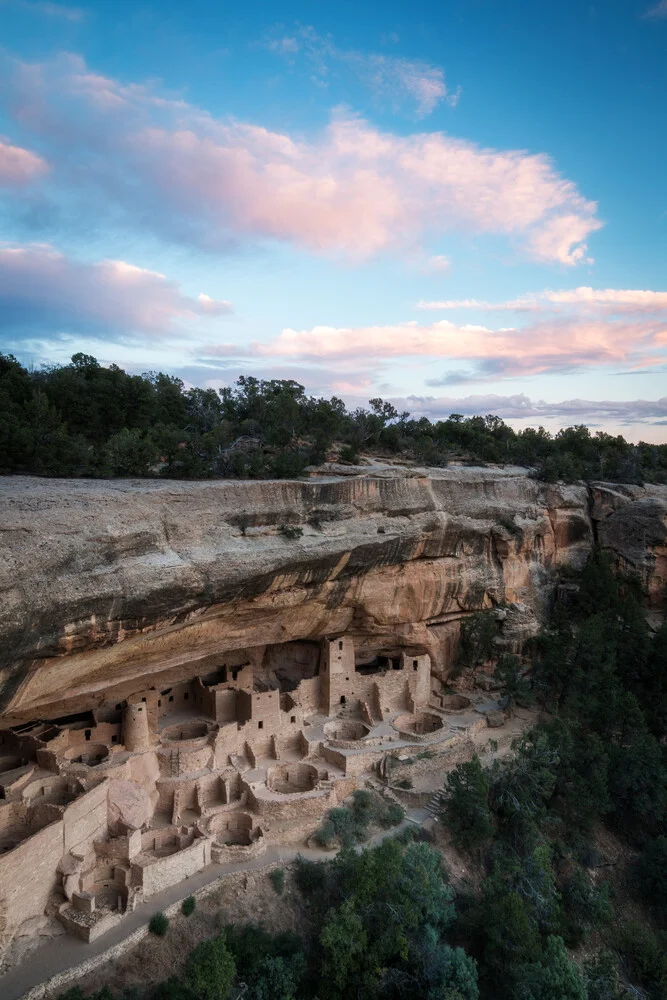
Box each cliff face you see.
[0,469,664,725]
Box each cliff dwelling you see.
[0,634,487,950]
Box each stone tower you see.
[122,703,151,751]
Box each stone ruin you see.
[0,635,485,952]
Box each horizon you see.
[1,0,666,442]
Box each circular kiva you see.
[393,711,444,737]
[63,743,109,766]
[441,694,472,711]
[160,720,212,745]
[266,762,319,794]
[323,719,369,741]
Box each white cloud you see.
[0,53,602,266]
[264,25,460,117]
[0,243,232,340]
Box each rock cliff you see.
[0,468,665,725]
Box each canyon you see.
[0,466,665,963]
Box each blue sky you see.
[0,0,666,439]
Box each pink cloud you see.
[246,284,667,377]
[417,287,667,313]
[0,243,232,339]
[1,53,601,265]
[0,139,48,186]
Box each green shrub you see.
[385,803,405,826]
[314,818,336,849]
[279,523,303,540]
[329,806,357,846]
[396,778,413,789]
[338,445,359,463]
[293,855,327,897]
[270,868,285,895]
[183,934,236,1000]
[149,911,169,936]
[614,920,667,997]
[181,895,196,917]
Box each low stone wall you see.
[132,838,212,897]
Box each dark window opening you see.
[138,707,143,712]
[290,715,296,723]
[161,688,172,696]
[158,700,161,708]
[258,721,264,729]
[232,669,238,681]
[111,735,118,743]
[141,697,147,703]
[340,695,346,705]
[338,641,343,651]
[84,729,91,741]
[169,696,174,703]
[115,703,122,711]
[184,692,189,701]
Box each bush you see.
[385,803,406,827]
[396,778,413,789]
[329,806,358,846]
[183,934,236,1000]
[149,911,169,936]
[442,755,493,854]
[338,445,359,463]
[635,836,667,923]
[293,855,327,897]
[314,818,336,849]
[270,868,285,895]
[614,920,667,997]
[181,895,196,917]
[279,523,303,540]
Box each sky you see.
[0,0,666,441]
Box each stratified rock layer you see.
[0,469,665,724]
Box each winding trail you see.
[1,812,428,1000]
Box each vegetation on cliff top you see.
[2,353,666,482]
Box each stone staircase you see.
[425,789,446,818]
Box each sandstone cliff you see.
[0,468,664,725]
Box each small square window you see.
[290,715,296,724]
[338,641,343,651]
[258,721,264,729]
[84,729,91,741]
[158,700,161,707]
[413,659,418,669]
[169,696,174,703]
[111,735,118,743]
[141,697,147,703]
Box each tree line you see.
[2,353,666,482]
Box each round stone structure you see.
[266,762,319,794]
[441,695,472,712]
[323,720,369,742]
[393,711,444,737]
[63,743,109,766]
[160,720,212,746]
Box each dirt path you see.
[1,815,427,1000]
